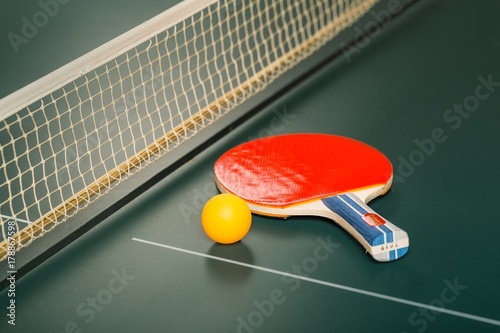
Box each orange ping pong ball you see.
[201,193,252,244]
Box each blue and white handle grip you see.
[321,193,409,262]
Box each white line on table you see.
[1,214,32,224]
[132,237,500,327]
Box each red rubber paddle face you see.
[214,134,392,207]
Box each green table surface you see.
[2,1,500,332]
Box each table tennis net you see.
[0,0,377,260]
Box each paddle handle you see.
[321,193,409,262]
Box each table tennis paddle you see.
[214,133,409,261]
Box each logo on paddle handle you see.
[362,213,386,227]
